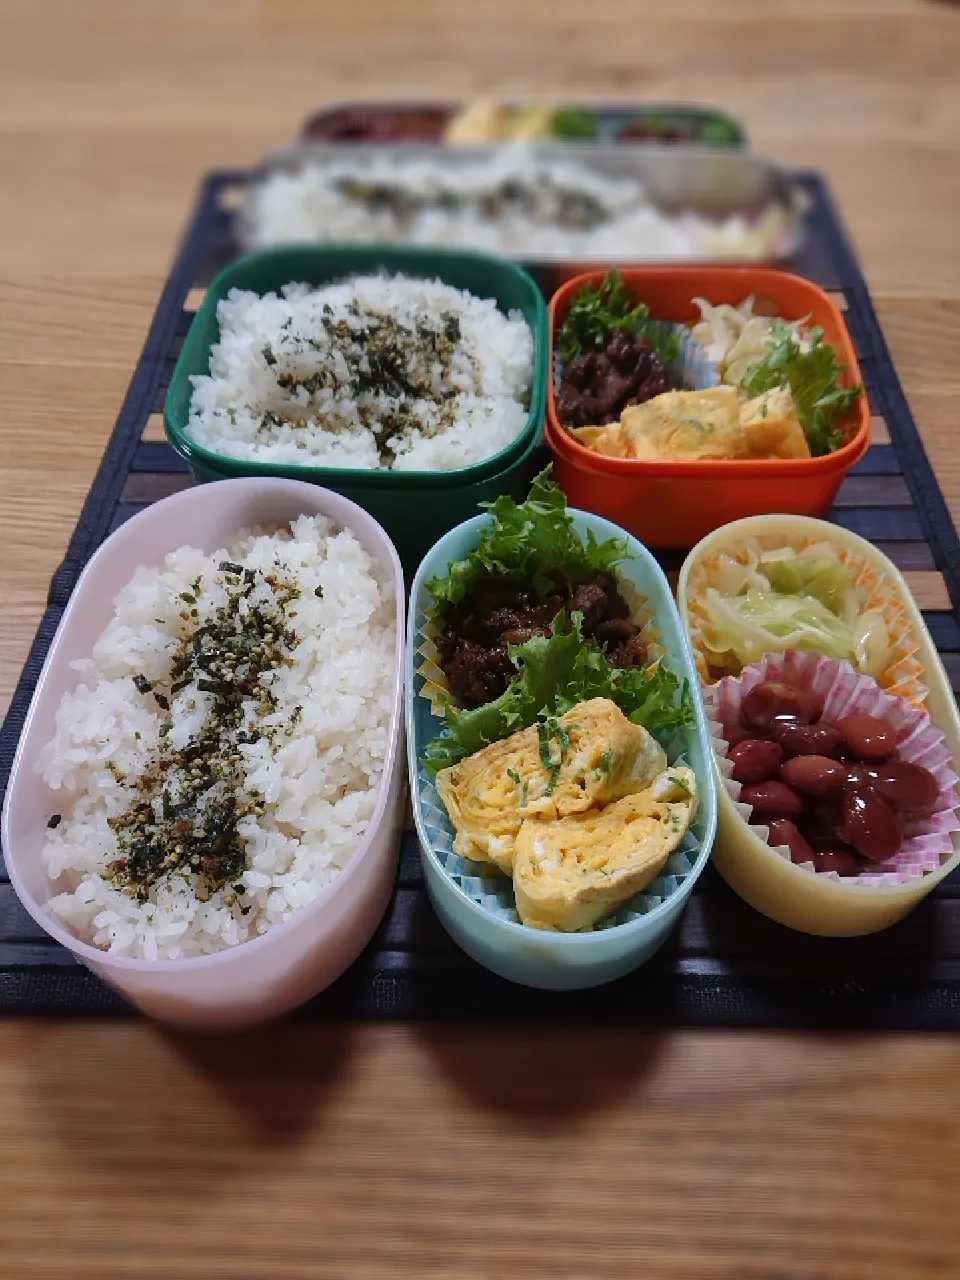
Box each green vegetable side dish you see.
[550,105,744,146]
[422,471,694,774]
[737,321,863,457]
[551,106,600,141]
[427,468,630,608]
[556,269,680,368]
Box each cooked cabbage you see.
[698,544,890,678]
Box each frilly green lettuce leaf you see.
[738,322,862,456]
[426,468,631,610]
[421,612,693,774]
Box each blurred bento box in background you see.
[301,99,747,148]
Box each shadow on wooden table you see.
[30,1018,360,1165]
[410,1023,666,1125]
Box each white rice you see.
[38,514,397,960]
[187,274,534,471]
[240,149,793,262]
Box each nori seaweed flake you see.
[105,559,302,902]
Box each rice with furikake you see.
[186,273,534,471]
[39,514,396,960]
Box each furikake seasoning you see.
[260,304,473,466]
[105,560,303,904]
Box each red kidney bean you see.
[773,721,843,757]
[833,712,898,761]
[742,681,821,731]
[739,781,806,818]
[780,755,849,795]
[838,788,902,861]
[869,761,941,818]
[798,811,841,848]
[814,847,862,876]
[843,763,879,788]
[766,818,816,865]
[728,739,784,785]
[723,722,754,748]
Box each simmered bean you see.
[833,712,898,761]
[869,761,940,818]
[728,738,784,785]
[739,781,806,818]
[766,818,816,865]
[742,681,821,731]
[773,721,842,757]
[813,847,861,876]
[838,788,901,861]
[843,764,877,789]
[798,809,842,848]
[723,722,755,748]
[781,754,849,795]
[729,675,928,876]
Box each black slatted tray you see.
[3,168,960,1028]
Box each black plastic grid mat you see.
[2,167,960,1027]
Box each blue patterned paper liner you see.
[552,323,719,398]
[414,606,706,930]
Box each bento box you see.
[301,99,747,147]
[164,243,548,567]
[546,266,870,548]
[1,479,406,1028]
[239,143,804,265]
[677,514,960,936]
[183,423,546,574]
[406,485,717,989]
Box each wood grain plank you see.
[0,1022,956,1280]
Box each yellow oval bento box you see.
[677,513,960,936]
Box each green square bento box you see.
[405,508,719,989]
[164,244,549,568]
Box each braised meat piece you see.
[606,632,649,669]
[605,329,637,371]
[564,351,598,390]
[570,580,610,631]
[592,617,639,646]
[556,384,598,428]
[437,567,649,708]
[556,328,675,428]
[437,638,517,708]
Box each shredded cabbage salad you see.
[698,542,891,678]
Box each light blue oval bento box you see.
[405,508,718,990]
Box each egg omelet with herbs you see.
[572,385,810,462]
[512,766,698,931]
[435,697,667,874]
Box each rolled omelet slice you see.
[435,697,667,873]
[739,387,811,459]
[512,766,698,931]
[570,424,633,458]
[619,387,747,461]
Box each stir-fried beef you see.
[556,327,673,428]
[436,569,648,708]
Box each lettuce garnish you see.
[738,321,862,456]
[426,469,630,609]
[556,269,680,368]
[422,613,694,776]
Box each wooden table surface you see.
[2,2,960,1276]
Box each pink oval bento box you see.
[1,479,405,1029]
